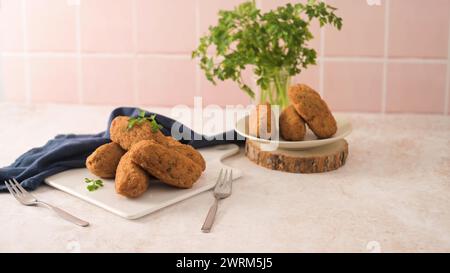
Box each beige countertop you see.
[0,103,449,253]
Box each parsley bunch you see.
[127,110,163,133]
[85,178,104,192]
[192,0,342,101]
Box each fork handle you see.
[37,201,89,227]
[201,198,219,233]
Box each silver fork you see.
[201,168,233,233]
[4,179,89,227]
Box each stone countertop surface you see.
[0,103,449,253]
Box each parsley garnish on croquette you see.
[127,110,163,133]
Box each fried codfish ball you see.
[129,140,203,189]
[288,84,337,139]
[86,142,126,179]
[110,116,206,170]
[115,152,150,198]
[110,116,166,150]
[248,103,273,140]
[279,105,306,141]
[163,136,206,171]
[290,84,321,99]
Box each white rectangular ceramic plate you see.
[45,144,242,220]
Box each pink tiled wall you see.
[1,0,449,114]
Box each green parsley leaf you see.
[127,118,138,130]
[87,184,97,192]
[127,110,163,133]
[84,178,104,192]
[149,114,163,133]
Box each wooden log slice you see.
[245,139,349,173]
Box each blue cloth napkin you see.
[0,107,244,192]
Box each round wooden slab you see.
[245,139,349,173]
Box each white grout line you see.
[321,56,384,63]
[381,0,390,114]
[21,0,31,104]
[318,0,327,97]
[194,0,201,97]
[0,51,3,101]
[321,56,448,64]
[2,52,78,57]
[0,0,4,99]
[386,58,448,64]
[131,0,138,105]
[2,51,447,64]
[0,52,193,59]
[75,2,83,104]
[319,27,325,97]
[445,14,450,115]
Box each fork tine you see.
[8,179,22,196]
[225,169,233,188]
[216,168,224,183]
[229,169,233,184]
[214,169,224,190]
[4,181,15,195]
[221,169,233,191]
[12,178,28,195]
[229,170,233,193]
[219,169,228,187]
[218,169,232,191]
[4,181,22,202]
[223,170,230,184]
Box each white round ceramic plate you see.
[235,115,352,150]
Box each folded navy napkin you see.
[0,107,244,192]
